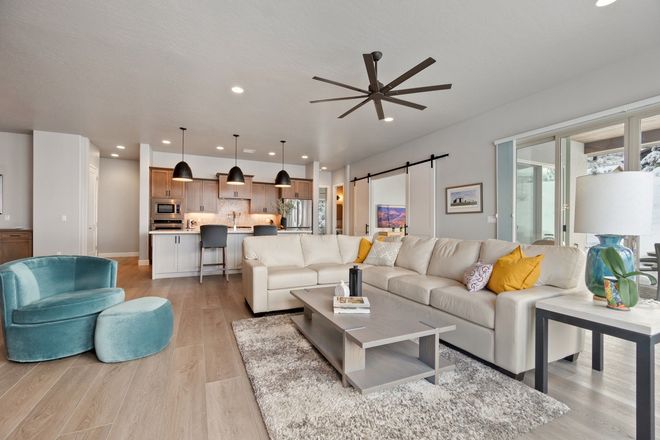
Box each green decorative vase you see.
[586,235,634,301]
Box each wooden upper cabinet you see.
[264,184,279,212]
[151,168,185,199]
[184,180,218,213]
[250,183,279,213]
[202,180,218,212]
[218,174,253,199]
[280,179,313,200]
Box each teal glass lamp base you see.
[586,235,634,299]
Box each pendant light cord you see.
[233,134,239,165]
[179,127,187,160]
[280,140,286,170]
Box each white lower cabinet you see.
[151,232,248,279]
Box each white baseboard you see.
[138,259,150,266]
[99,252,139,258]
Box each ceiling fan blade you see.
[373,97,385,120]
[380,95,426,111]
[387,84,452,96]
[381,57,436,93]
[310,95,368,103]
[338,97,372,118]
[312,76,369,94]
[363,53,379,92]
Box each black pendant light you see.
[227,134,245,185]
[172,127,193,182]
[274,140,291,187]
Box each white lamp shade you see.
[574,171,654,235]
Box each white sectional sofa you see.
[242,234,586,376]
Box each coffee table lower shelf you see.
[291,314,453,394]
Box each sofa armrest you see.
[242,259,268,313]
[495,286,585,374]
[0,271,19,330]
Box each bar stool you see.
[199,225,228,283]
[253,225,278,236]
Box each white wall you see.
[138,143,151,264]
[33,131,90,255]
[0,132,32,228]
[348,45,660,240]
[151,151,307,182]
[98,158,139,255]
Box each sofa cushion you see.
[301,235,342,266]
[361,266,416,291]
[388,275,463,305]
[479,239,585,289]
[243,235,305,267]
[307,263,372,285]
[337,235,364,264]
[12,287,125,324]
[394,236,437,274]
[364,241,402,267]
[429,285,496,329]
[267,266,318,290]
[427,238,482,282]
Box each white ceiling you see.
[1,0,659,168]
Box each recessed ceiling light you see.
[162,140,171,144]
[231,86,244,94]
[243,148,256,154]
[384,117,394,122]
[111,153,119,158]
[268,152,276,156]
[116,145,125,150]
[321,166,327,170]
[595,0,616,6]
[216,145,224,150]
[301,155,309,159]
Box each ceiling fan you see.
[310,51,452,120]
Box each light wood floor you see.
[0,258,656,439]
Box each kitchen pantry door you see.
[351,179,370,236]
[87,164,99,256]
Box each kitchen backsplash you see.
[184,199,278,227]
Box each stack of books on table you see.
[333,296,370,314]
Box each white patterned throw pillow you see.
[463,262,493,292]
[364,241,402,267]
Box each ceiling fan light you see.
[172,161,193,182]
[227,165,245,185]
[275,169,291,187]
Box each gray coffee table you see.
[290,285,455,394]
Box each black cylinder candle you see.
[349,265,362,297]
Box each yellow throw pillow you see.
[355,239,372,263]
[487,246,544,294]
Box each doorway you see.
[334,185,344,234]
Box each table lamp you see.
[574,171,654,301]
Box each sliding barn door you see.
[407,163,436,237]
[352,179,370,236]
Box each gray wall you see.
[0,132,32,228]
[349,45,660,240]
[98,158,139,255]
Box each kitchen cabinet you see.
[185,179,218,213]
[0,230,32,264]
[250,182,279,213]
[280,179,313,200]
[218,174,253,199]
[151,168,185,199]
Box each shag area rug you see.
[232,314,568,440]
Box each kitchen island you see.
[149,227,312,280]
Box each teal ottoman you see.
[94,297,173,363]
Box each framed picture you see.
[376,205,406,228]
[445,183,483,214]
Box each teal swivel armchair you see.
[0,256,125,362]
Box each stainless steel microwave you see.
[152,199,182,216]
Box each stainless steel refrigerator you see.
[283,199,312,230]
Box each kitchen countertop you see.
[149,228,312,235]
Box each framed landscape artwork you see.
[446,183,483,214]
[376,205,406,228]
